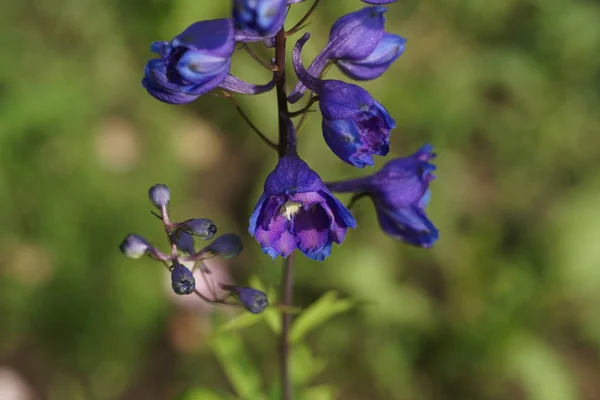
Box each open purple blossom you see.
[292,33,395,168]
[233,0,288,40]
[288,6,402,102]
[249,156,357,261]
[327,145,438,247]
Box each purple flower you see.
[249,156,357,261]
[289,7,404,101]
[327,145,438,247]
[233,0,287,40]
[142,19,236,104]
[337,33,406,80]
[292,33,395,168]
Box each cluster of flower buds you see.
[140,0,439,263]
[119,184,268,313]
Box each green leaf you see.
[300,385,337,400]
[179,387,231,400]
[290,344,327,386]
[218,311,264,333]
[211,333,264,399]
[290,291,354,344]
[263,307,282,334]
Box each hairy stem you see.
[274,26,294,400]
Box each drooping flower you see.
[292,33,395,168]
[327,145,438,247]
[233,0,288,40]
[143,19,276,104]
[143,19,236,104]
[249,156,357,261]
[288,7,404,102]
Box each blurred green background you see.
[1,0,600,399]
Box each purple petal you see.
[293,205,331,256]
[219,73,275,95]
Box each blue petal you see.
[375,203,439,247]
[173,19,235,58]
[263,156,325,195]
[249,193,269,235]
[300,240,333,261]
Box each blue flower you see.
[327,145,438,247]
[337,33,406,80]
[171,263,196,295]
[143,19,235,104]
[233,0,287,39]
[292,33,395,168]
[289,7,404,101]
[249,156,357,261]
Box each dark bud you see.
[171,263,195,295]
[226,286,268,313]
[171,231,196,255]
[119,234,151,259]
[203,233,243,259]
[178,218,217,240]
[148,184,170,208]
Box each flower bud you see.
[203,233,243,259]
[119,234,151,259]
[148,184,170,208]
[178,218,217,240]
[172,231,195,255]
[337,33,406,80]
[233,0,287,38]
[171,263,196,295]
[226,286,268,313]
[327,6,387,61]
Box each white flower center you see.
[280,200,302,220]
